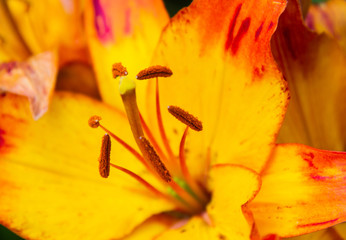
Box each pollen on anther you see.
[88,115,102,128]
[99,133,111,178]
[136,65,172,80]
[112,63,128,78]
[139,136,172,182]
[168,106,203,131]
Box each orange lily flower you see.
[0,0,345,240]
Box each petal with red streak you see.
[250,144,346,237]
[144,0,289,177]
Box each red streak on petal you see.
[263,234,280,240]
[225,4,242,51]
[255,22,264,41]
[297,218,339,228]
[301,152,318,169]
[0,129,5,149]
[267,21,274,31]
[231,17,251,55]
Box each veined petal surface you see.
[0,92,174,240]
[250,144,346,237]
[145,0,289,177]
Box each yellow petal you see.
[274,0,346,151]
[0,1,31,61]
[121,214,176,240]
[306,0,346,52]
[85,0,169,109]
[6,0,87,62]
[0,92,174,240]
[156,164,261,239]
[143,0,289,177]
[0,51,57,119]
[250,144,346,237]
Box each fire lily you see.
[0,0,345,240]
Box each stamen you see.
[112,63,128,78]
[88,115,102,128]
[109,163,165,197]
[89,115,150,170]
[99,134,111,178]
[168,106,203,131]
[136,65,173,80]
[139,112,168,161]
[139,136,172,183]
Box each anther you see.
[99,133,111,178]
[136,65,173,80]
[112,63,128,78]
[168,106,203,131]
[88,115,102,128]
[139,136,172,182]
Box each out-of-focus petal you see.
[6,0,88,64]
[145,0,288,177]
[0,1,31,61]
[273,0,346,151]
[156,164,261,239]
[306,0,346,51]
[85,0,169,109]
[0,51,57,119]
[0,92,174,240]
[56,62,101,99]
[250,144,346,237]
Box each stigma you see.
[88,63,209,214]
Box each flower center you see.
[88,63,210,214]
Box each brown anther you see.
[139,136,172,182]
[88,115,102,128]
[99,134,111,178]
[136,65,172,80]
[168,106,203,131]
[112,63,128,78]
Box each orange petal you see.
[250,144,346,237]
[273,0,346,151]
[286,225,345,240]
[306,0,346,52]
[0,92,174,240]
[156,164,261,239]
[85,0,169,109]
[143,0,289,177]
[0,52,57,119]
